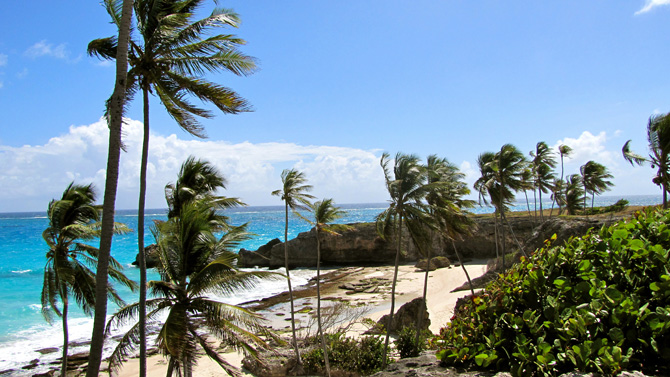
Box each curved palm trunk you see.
[284,202,301,364]
[87,2,133,374]
[501,210,527,258]
[383,215,403,368]
[452,240,474,296]
[60,287,69,377]
[137,86,150,377]
[315,228,331,377]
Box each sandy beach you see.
[115,259,489,377]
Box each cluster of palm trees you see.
[473,142,614,268]
[375,152,474,367]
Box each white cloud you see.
[0,118,387,212]
[0,81,3,89]
[554,131,615,168]
[0,54,7,67]
[635,0,670,15]
[16,68,28,79]
[25,40,71,60]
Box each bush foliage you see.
[395,326,428,359]
[435,208,670,376]
[303,333,388,376]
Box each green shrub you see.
[436,207,670,376]
[303,332,388,375]
[394,326,427,358]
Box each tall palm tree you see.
[549,178,565,216]
[87,1,134,374]
[107,200,277,377]
[420,155,474,345]
[556,145,573,215]
[307,199,349,377]
[475,145,526,269]
[564,174,585,215]
[623,112,670,208]
[580,160,614,210]
[376,152,434,367]
[530,142,556,221]
[271,169,315,365]
[42,182,136,377]
[89,3,255,372]
[474,152,501,262]
[520,165,535,224]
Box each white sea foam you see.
[0,267,317,375]
[11,269,32,274]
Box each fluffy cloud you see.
[635,0,670,15]
[0,118,387,212]
[0,54,7,67]
[24,40,72,60]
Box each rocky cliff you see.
[237,214,625,268]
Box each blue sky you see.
[1,0,669,211]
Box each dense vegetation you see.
[435,207,670,376]
[303,333,388,376]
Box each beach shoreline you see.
[112,259,489,377]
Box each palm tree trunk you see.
[284,202,301,364]
[533,188,537,222]
[498,200,507,270]
[493,212,500,265]
[539,188,544,222]
[87,1,133,374]
[60,287,69,377]
[664,181,668,209]
[382,215,403,368]
[137,86,150,377]
[166,358,175,377]
[315,229,331,377]
[416,235,431,349]
[591,192,595,210]
[524,191,534,227]
[452,239,474,296]
[501,210,527,258]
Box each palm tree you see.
[107,200,277,377]
[549,178,565,216]
[421,155,474,343]
[307,199,349,377]
[520,165,535,223]
[556,145,573,215]
[87,1,134,374]
[165,156,244,219]
[564,174,584,215]
[530,142,557,221]
[580,160,614,210]
[475,145,527,269]
[271,169,315,365]
[474,152,501,262]
[42,182,136,377]
[89,3,256,372]
[376,152,434,367]
[623,112,670,208]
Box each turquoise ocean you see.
[0,195,662,373]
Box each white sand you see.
[116,259,489,376]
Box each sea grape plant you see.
[435,207,670,376]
